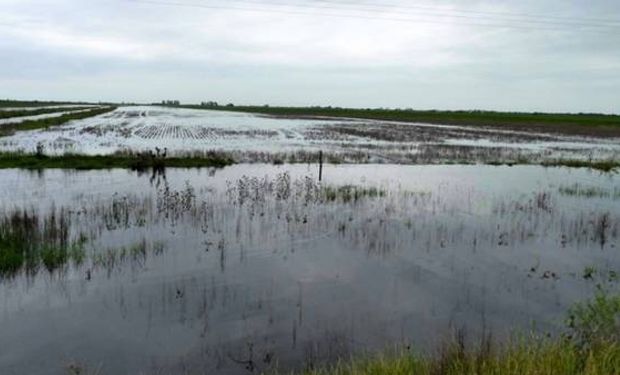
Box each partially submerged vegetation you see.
[0,151,233,170]
[322,185,386,202]
[0,106,117,137]
[0,106,97,119]
[0,99,92,108]
[178,104,620,137]
[0,210,86,277]
[0,167,615,374]
[0,150,616,172]
[485,159,620,172]
[286,339,620,375]
[540,159,620,172]
[560,184,620,199]
[286,291,620,375]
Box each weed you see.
[0,210,88,278]
[566,291,620,349]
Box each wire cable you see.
[311,0,620,26]
[126,0,620,34]
[224,0,620,29]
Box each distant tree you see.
[201,101,219,107]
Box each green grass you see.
[0,152,234,170]
[0,211,85,277]
[280,290,620,375]
[0,107,117,137]
[0,106,98,119]
[567,291,620,349]
[287,340,620,375]
[178,105,620,137]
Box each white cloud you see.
[0,0,618,112]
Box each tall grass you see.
[289,339,620,375]
[0,210,86,277]
[283,291,620,375]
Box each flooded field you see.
[1,106,618,164]
[0,164,618,374]
[0,107,103,126]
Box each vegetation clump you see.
[566,291,620,349]
[321,185,386,203]
[560,184,620,199]
[286,340,620,375]
[281,291,620,375]
[541,159,620,173]
[0,210,86,278]
[0,151,234,170]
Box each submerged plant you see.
[321,185,386,203]
[566,290,620,349]
[0,210,87,278]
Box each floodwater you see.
[0,105,97,112]
[0,106,618,163]
[0,164,618,375]
[0,107,102,126]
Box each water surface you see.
[0,164,618,374]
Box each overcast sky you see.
[1,0,619,112]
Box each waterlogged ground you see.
[0,164,618,375]
[0,106,101,125]
[0,106,619,163]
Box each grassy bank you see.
[0,106,98,119]
[0,152,234,170]
[291,340,619,375]
[181,105,620,137]
[285,291,620,375]
[0,107,117,137]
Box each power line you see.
[127,0,620,34]
[311,0,620,26]
[227,0,620,29]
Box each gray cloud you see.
[0,0,618,112]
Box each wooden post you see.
[318,150,323,182]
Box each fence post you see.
[318,150,323,182]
